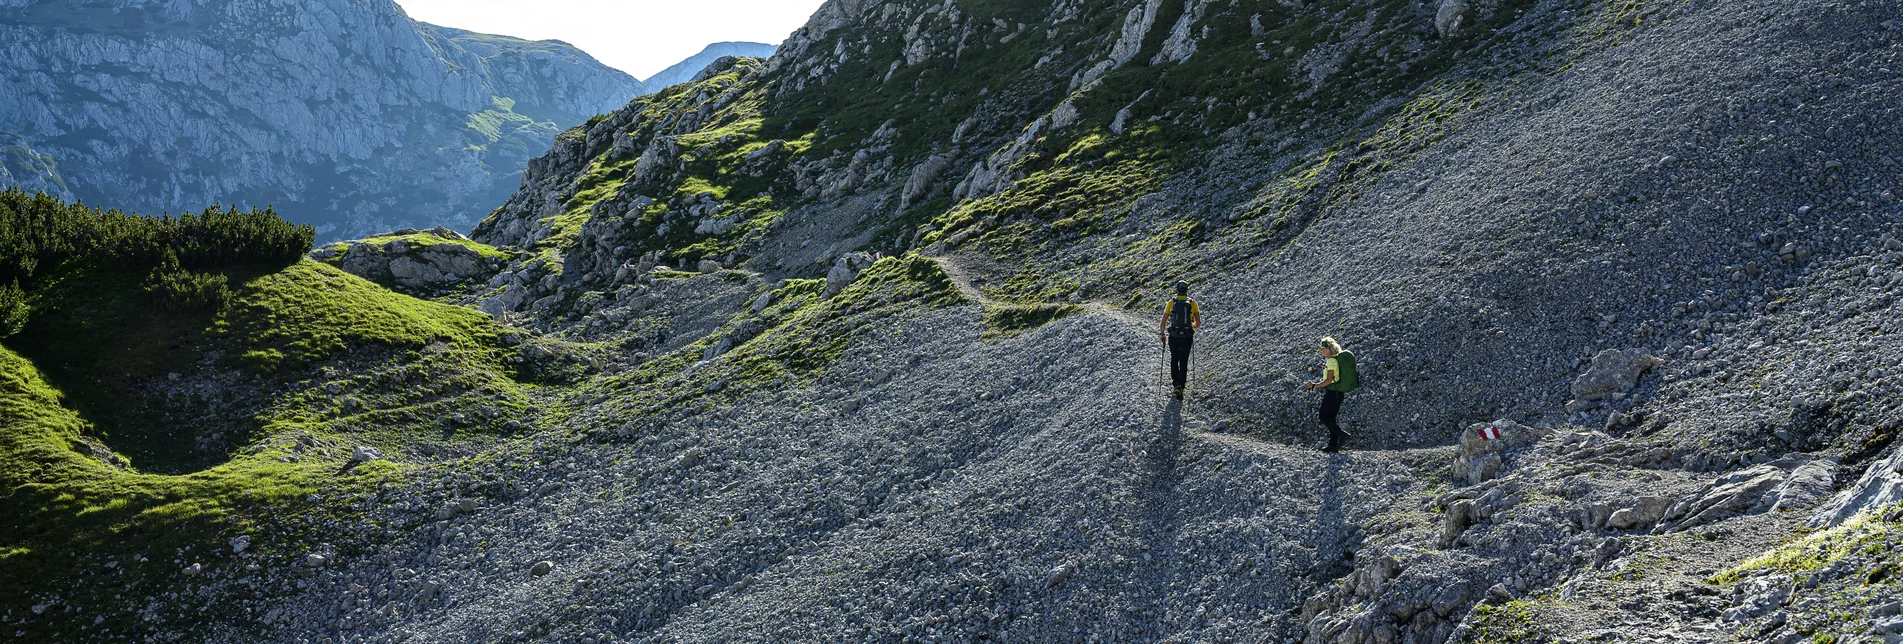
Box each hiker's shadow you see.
[1143,401,1183,529]
[1308,454,1355,581]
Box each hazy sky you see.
[394,0,828,81]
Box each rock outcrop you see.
[313,228,514,293]
[1814,446,1903,527]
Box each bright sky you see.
[394,0,828,81]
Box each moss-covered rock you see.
[312,227,517,295]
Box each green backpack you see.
[1329,351,1360,392]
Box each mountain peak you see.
[641,41,779,92]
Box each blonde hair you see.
[1320,337,1342,353]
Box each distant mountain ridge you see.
[641,41,779,92]
[0,0,644,241]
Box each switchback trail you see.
[922,253,1154,331]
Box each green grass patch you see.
[1466,599,1551,643]
[0,343,398,641]
[220,261,505,372]
[1711,504,1902,584]
[982,304,1082,339]
[602,256,963,415]
[346,233,516,261]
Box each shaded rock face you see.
[0,0,642,241]
[0,132,69,199]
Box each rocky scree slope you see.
[15,0,1903,641]
[0,0,643,241]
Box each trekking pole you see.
[1158,332,1168,398]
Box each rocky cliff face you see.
[0,0,643,240]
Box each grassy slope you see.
[596,255,965,417]
[0,259,528,640]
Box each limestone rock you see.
[1605,496,1673,530]
[320,228,510,293]
[901,154,954,208]
[1150,0,1209,65]
[1440,499,1476,547]
[1570,349,1663,402]
[1813,446,1903,527]
[1435,0,1472,38]
[1658,457,1834,533]
[824,253,878,297]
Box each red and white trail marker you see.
[1476,425,1503,441]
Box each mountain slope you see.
[0,0,643,241]
[9,0,1903,642]
[642,42,780,92]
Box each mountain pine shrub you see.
[0,188,314,285]
[0,280,26,338]
[143,250,230,312]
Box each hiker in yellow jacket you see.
[1304,337,1357,453]
[1158,281,1201,400]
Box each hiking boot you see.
[1172,387,1184,400]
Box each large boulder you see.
[1570,349,1664,402]
[823,252,879,297]
[1435,0,1471,38]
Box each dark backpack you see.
[1329,350,1360,392]
[1168,297,1196,336]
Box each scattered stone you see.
[1046,563,1075,587]
[531,561,555,578]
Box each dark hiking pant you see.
[1320,389,1347,451]
[1167,333,1193,390]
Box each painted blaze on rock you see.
[1451,419,1547,486]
